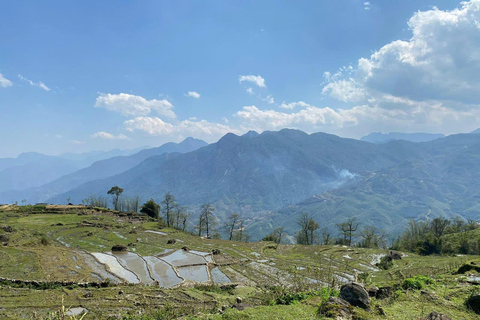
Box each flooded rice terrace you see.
[89,247,231,288]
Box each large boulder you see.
[339,282,370,309]
[111,244,128,252]
[466,295,480,314]
[0,234,8,243]
[389,250,402,260]
[318,297,353,319]
[424,311,451,320]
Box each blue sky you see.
[0,0,476,157]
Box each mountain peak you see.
[243,130,259,138]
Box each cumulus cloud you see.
[279,101,311,110]
[95,93,176,118]
[124,116,236,141]
[91,131,130,140]
[185,91,201,98]
[17,74,50,91]
[0,73,12,88]
[239,75,266,88]
[319,0,480,134]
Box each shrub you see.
[401,275,435,290]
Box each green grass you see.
[1,208,480,319]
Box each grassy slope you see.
[0,207,480,319]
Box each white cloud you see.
[279,101,311,110]
[0,73,12,88]
[95,93,176,118]
[246,87,254,95]
[262,94,274,104]
[124,116,236,141]
[364,2,370,10]
[70,140,85,145]
[185,91,201,98]
[91,131,130,140]
[318,0,480,134]
[239,75,266,88]
[17,74,50,91]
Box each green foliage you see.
[274,287,338,305]
[401,275,435,290]
[376,255,393,270]
[140,199,160,219]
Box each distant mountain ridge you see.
[361,132,445,143]
[50,129,424,211]
[0,138,207,204]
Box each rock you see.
[457,263,480,274]
[376,287,392,300]
[212,249,221,255]
[389,250,402,260]
[424,311,451,320]
[318,297,353,319]
[232,303,250,311]
[466,295,480,314]
[167,239,176,244]
[236,297,243,303]
[87,232,93,237]
[111,244,128,252]
[1,226,13,233]
[83,291,93,298]
[339,282,370,309]
[374,305,386,316]
[65,307,88,317]
[118,290,124,295]
[221,305,229,311]
[127,243,136,247]
[0,234,8,243]
[182,246,189,251]
[367,287,379,297]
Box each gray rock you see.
[339,282,370,309]
[466,295,480,314]
[424,311,451,320]
[318,297,353,319]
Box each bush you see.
[402,275,435,290]
[376,256,393,270]
[274,287,338,305]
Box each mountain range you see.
[0,138,207,204]
[4,129,480,241]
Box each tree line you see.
[262,212,387,248]
[80,186,250,241]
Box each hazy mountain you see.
[262,133,480,240]
[58,146,147,165]
[50,129,423,211]
[360,132,445,143]
[0,153,83,192]
[0,138,207,204]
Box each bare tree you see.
[321,228,332,245]
[225,213,240,240]
[161,192,177,227]
[336,218,360,246]
[199,203,217,238]
[358,226,387,248]
[297,212,311,245]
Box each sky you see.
[1,0,478,157]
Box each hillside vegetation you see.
[1,206,480,319]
